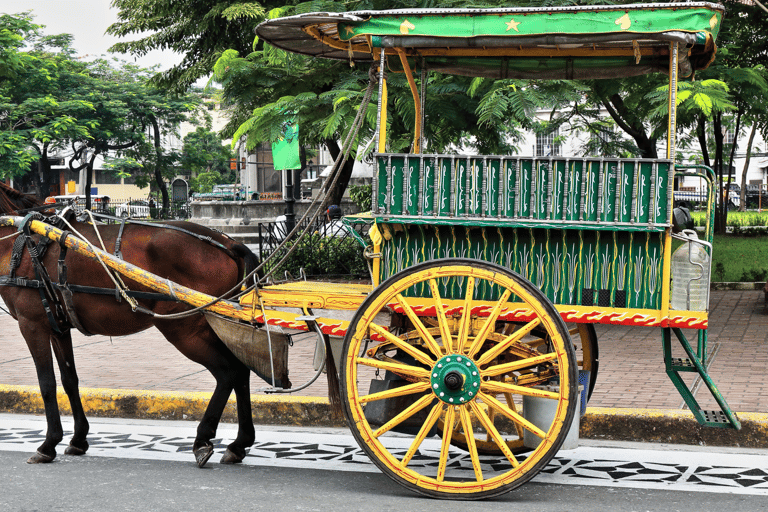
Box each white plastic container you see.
[670,229,711,311]
[523,384,582,451]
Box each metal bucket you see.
[204,312,291,388]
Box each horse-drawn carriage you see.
[1,2,736,500]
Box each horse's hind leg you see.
[156,322,255,468]
[220,363,254,464]
[51,330,89,456]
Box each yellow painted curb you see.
[0,384,343,426]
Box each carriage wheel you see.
[438,322,597,456]
[340,259,577,499]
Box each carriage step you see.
[670,357,697,371]
[698,409,731,427]
[663,328,741,430]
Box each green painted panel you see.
[469,158,483,216]
[585,160,600,222]
[389,156,405,215]
[551,160,566,221]
[566,160,583,222]
[533,160,549,220]
[486,158,500,217]
[406,156,419,215]
[422,157,435,214]
[376,223,667,311]
[601,160,618,222]
[655,162,670,224]
[437,157,452,216]
[519,159,533,218]
[455,157,467,216]
[618,161,635,223]
[637,161,653,223]
[377,156,388,212]
[503,159,517,217]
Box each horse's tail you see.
[231,243,262,281]
[324,337,343,419]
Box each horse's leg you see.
[20,323,63,463]
[155,322,255,468]
[219,363,254,464]
[50,330,89,456]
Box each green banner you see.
[272,118,301,170]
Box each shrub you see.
[266,233,370,279]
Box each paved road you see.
[1,413,767,511]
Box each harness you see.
[0,213,195,336]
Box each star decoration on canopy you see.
[506,18,520,32]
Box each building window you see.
[536,128,561,156]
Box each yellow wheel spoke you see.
[368,323,435,367]
[458,406,483,482]
[504,392,525,437]
[372,393,434,438]
[467,289,513,359]
[483,352,558,377]
[479,391,548,440]
[401,403,443,467]
[456,277,475,354]
[476,318,541,367]
[428,279,454,352]
[469,401,519,467]
[395,294,443,358]
[482,380,561,400]
[359,381,431,404]
[356,357,430,379]
[437,405,456,482]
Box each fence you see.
[54,197,191,221]
[256,216,372,281]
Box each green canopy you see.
[256,3,724,79]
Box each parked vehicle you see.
[44,194,110,214]
[114,200,151,219]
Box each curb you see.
[3,385,767,448]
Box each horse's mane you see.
[0,182,41,214]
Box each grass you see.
[708,234,768,282]
[691,210,768,227]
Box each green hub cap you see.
[430,354,481,404]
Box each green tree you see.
[180,126,235,192]
[107,1,266,92]
[68,59,199,211]
[0,13,95,196]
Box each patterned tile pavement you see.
[1,290,767,413]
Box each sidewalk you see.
[2,290,766,412]
[1,290,767,445]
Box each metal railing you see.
[256,217,371,280]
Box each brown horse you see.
[0,199,262,467]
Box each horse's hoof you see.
[194,445,214,468]
[64,444,87,456]
[220,448,244,465]
[27,451,55,464]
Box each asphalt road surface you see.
[1,414,767,511]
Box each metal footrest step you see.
[670,357,697,371]
[663,328,741,430]
[700,409,730,426]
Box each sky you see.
[1,0,182,71]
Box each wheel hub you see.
[430,354,481,404]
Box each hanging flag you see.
[272,117,301,170]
